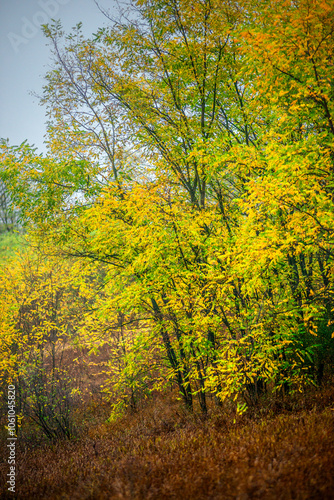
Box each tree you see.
[0,247,97,438]
[0,140,20,233]
[1,0,333,415]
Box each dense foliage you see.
[1,0,334,425]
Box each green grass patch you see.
[0,231,24,263]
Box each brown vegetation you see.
[1,382,334,500]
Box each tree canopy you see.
[1,0,334,416]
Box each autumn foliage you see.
[0,0,334,449]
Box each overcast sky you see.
[0,0,115,154]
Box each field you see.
[1,382,334,499]
[0,230,23,262]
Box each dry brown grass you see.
[1,383,334,499]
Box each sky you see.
[0,0,115,154]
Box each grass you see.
[0,230,23,263]
[1,382,334,499]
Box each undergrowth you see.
[1,381,334,499]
